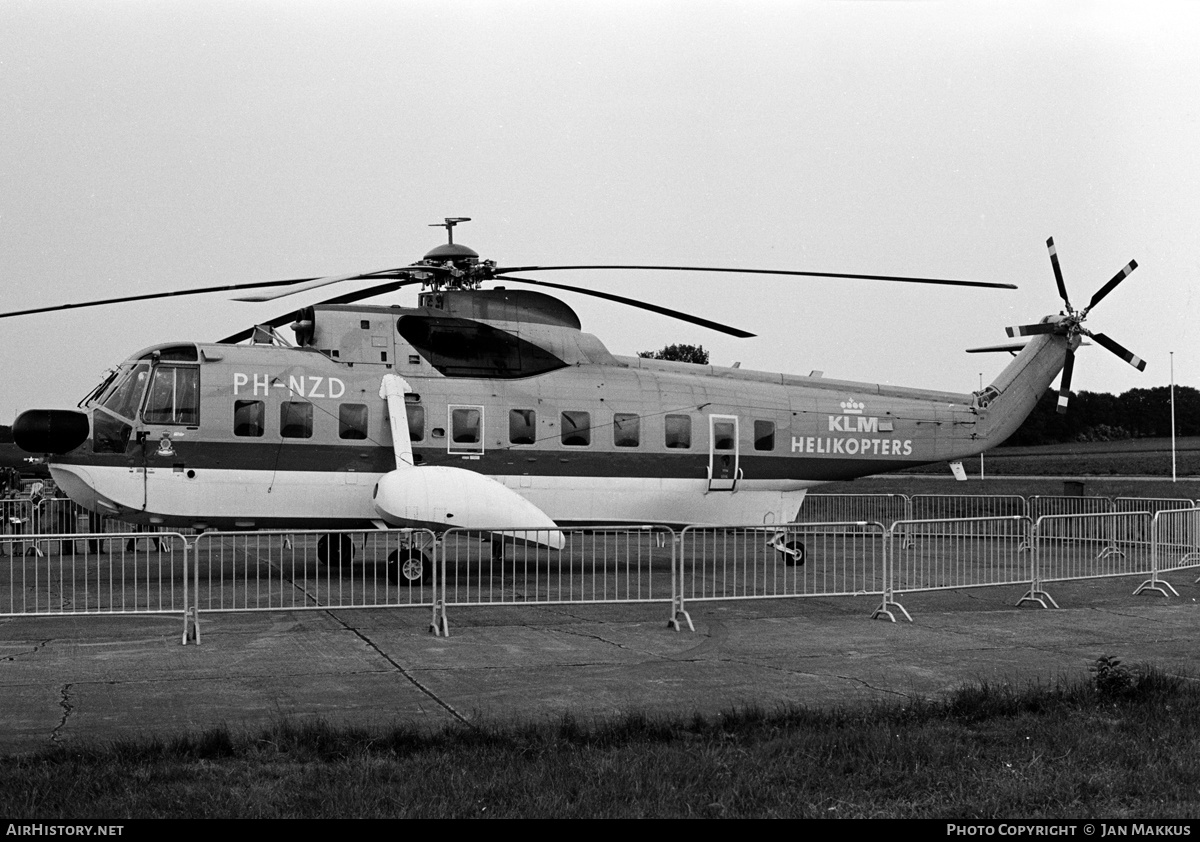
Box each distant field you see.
[899,436,1200,480]
[820,437,1200,500]
[821,475,1200,501]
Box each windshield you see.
[100,362,151,420]
[79,367,120,408]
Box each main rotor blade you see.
[232,266,432,302]
[1005,322,1059,339]
[0,276,326,320]
[312,277,425,306]
[1047,237,1072,311]
[1057,348,1075,414]
[493,264,1017,290]
[1085,259,1137,313]
[493,275,756,338]
[1087,331,1147,372]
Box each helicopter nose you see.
[13,409,90,454]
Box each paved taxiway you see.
[3,577,1199,755]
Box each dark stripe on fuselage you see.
[51,438,931,482]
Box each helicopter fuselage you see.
[28,289,1073,532]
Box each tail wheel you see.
[317,534,354,566]
[387,548,432,585]
[779,540,806,567]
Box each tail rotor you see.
[1005,237,1146,414]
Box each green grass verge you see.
[903,436,1200,479]
[821,474,1200,500]
[4,663,1199,818]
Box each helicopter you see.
[7,220,1146,578]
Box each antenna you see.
[428,217,472,245]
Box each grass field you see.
[822,474,1200,501]
[817,436,1200,501]
[4,664,1198,818]
[901,436,1200,479]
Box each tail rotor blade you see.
[1089,331,1147,372]
[1056,349,1075,414]
[1086,260,1137,312]
[1047,237,1071,311]
[1005,322,1059,339]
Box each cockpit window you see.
[141,345,198,362]
[142,366,200,426]
[101,363,151,420]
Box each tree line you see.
[1002,386,1199,447]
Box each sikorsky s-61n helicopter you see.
[8,220,1145,575]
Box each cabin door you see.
[707,414,740,492]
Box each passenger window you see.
[712,420,736,451]
[665,414,691,449]
[561,411,591,446]
[234,400,264,438]
[280,402,313,439]
[754,420,776,451]
[449,405,483,453]
[613,413,640,447]
[510,409,536,445]
[339,404,368,440]
[406,404,425,442]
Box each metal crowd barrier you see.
[1,531,192,641]
[677,522,888,624]
[1110,497,1197,544]
[889,516,1033,594]
[1025,495,1114,536]
[436,526,676,635]
[908,494,1027,521]
[1131,507,1200,598]
[899,495,1029,549]
[191,529,440,639]
[1024,511,1154,608]
[3,492,1199,642]
[1,497,187,554]
[798,494,908,530]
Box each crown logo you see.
[840,400,864,415]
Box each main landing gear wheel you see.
[317,534,354,567]
[388,548,432,585]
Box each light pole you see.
[1170,351,1176,483]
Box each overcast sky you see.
[1,0,1196,424]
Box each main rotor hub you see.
[422,242,480,263]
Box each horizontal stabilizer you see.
[967,340,1091,354]
[966,342,1027,354]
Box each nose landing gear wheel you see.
[388,548,432,585]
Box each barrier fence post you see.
[431,534,448,637]
[1134,511,1180,599]
[1018,517,1056,608]
[670,528,692,632]
[871,526,910,623]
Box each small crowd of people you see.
[0,474,166,555]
